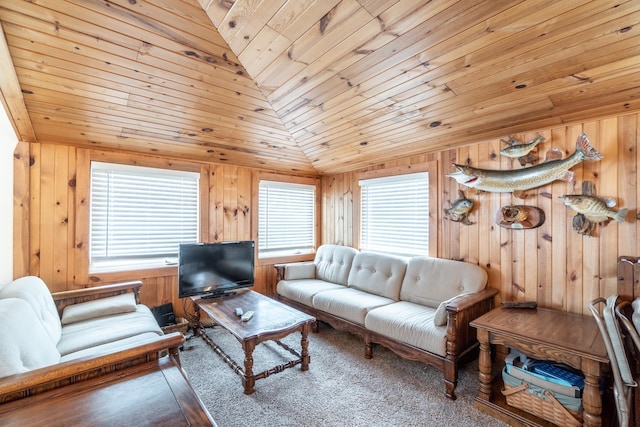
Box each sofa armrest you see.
[51,281,143,317]
[446,288,498,313]
[0,332,184,404]
[444,288,498,359]
[274,262,316,282]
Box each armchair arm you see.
[0,332,184,404]
[51,281,143,317]
[445,288,498,359]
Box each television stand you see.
[200,290,236,300]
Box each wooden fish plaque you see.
[494,205,545,230]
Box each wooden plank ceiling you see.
[1,0,639,175]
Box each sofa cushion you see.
[400,257,487,308]
[57,305,162,356]
[0,276,62,345]
[0,298,61,378]
[61,292,137,325]
[314,245,359,286]
[365,301,447,356]
[277,279,346,306]
[312,288,394,325]
[347,252,407,300]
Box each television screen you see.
[178,241,255,298]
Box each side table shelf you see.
[470,307,611,427]
[473,365,570,427]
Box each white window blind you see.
[360,172,429,257]
[90,162,199,272]
[258,180,315,257]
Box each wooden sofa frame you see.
[0,280,184,404]
[275,265,498,400]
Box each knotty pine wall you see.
[12,112,639,317]
[321,113,639,316]
[12,143,316,317]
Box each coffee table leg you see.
[301,322,311,371]
[242,339,256,395]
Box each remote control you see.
[241,311,254,322]
[501,301,537,309]
[235,307,243,317]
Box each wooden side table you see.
[470,307,609,427]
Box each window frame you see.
[252,172,320,266]
[355,162,438,257]
[75,151,207,283]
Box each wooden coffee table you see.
[192,290,315,394]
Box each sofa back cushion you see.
[0,276,62,345]
[0,298,61,378]
[347,252,407,300]
[314,245,358,286]
[400,257,488,308]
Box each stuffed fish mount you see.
[447,133,602,197]
[560,193,628,236]
[443,190,474,225]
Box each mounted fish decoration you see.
[447,133,602,195]
[560,181,628,236]
[443,190,474,225]
[500,134,545,159]
[494,205,545,230]
[560,195,628,224]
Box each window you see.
[258,180,315,258]
[360,172,429,257]
[90,162,199,272]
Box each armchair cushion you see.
[61,292,137,325]
[0,298,61,377]
[57,305,162,356]
[0,276,61,344]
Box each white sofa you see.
[0,276,184,403]
[275,245,498,400]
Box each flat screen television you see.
[178,240,255,299]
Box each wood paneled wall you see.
[322,113,639,316]
[13,112,639,317]
[12,143,309,317]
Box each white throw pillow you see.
[61,293,137,325]
[433,299,449,326]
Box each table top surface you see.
[193,290,315,340]
[471,306,608,361]
[0,356,216,426]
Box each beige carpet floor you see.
[179,324,508,427]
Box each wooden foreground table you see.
[193,289,315,395]
[0,355,216,426]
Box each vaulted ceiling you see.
[1,0,639,175]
